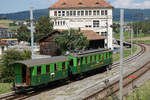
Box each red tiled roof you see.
[0,40,8,46]
[0,25,8,29]
[80,30,105,40]
[49,0,113,9]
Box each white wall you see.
[50,8,113,49]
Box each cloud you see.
[112,0,150,9]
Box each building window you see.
[66,11,69,16]
[97,10,100,15]
[70,11,73,16]
[93,10,96,15]
[58,11,61,16]
[89,10,92,15]
[77,11,81,16]
[81,11,84,16]
[63,21,65,25]
[62,11,65,16]
[73,11,76,16]
[54,11,57,16]
[55,21,57,25]
[85,11,88,16]
[93,20,99,28]
[101,32,107,36]
[105,10,108,15]
[101,10,104,15]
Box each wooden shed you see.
[39,31,61,56]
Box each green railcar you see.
[68,49,112,75]
[13,56,70,87]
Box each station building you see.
[49,0,113,49]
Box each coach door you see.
[26,68,30,85]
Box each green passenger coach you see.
[68,49,112,75]
[12,49,112,89]
[13,56,70,87]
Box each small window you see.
[81,11,84,16]
[70,11,73,16]
[54,11,57,16]
[96,2,99,4]
[73,11,76,16]
[89,11,92,15]
[46,65,50,73]
[62,11,65,16]
[77,11,81,16]
[85,11,88,16]
[58,11,61,16]
[37,66,41,75]
[105,10,108,15]
[93,10,96,15]
[101,10,104,15]
[62,62,65,69]
[97,10,100,15]
[78,2,83,5]
[66,11,69,16]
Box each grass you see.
[113,45,137,62]
[0,19,20,31]
[124,80,150,100]
[0,83,12,94]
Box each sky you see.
[1,0,150,14]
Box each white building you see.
[49,0,113,49]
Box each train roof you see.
[13,56,70,67]
[69,48,112,57]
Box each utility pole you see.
[30,6,34,59]
[120,9,124,100]
[131,27,133,55]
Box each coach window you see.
[54,64,57,71]
[95,55,97,61]
[77,58,80,66]
[37,66,41,75]
[62,62,65,69]
[70,59,73,66]
[81,57,83,64]
[46,65,50,73]
[85,57,88,64]
[90,56,92,62]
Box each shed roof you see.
[49,0,113,9]
[81,30,105,40]
[69,48,111,57]
[14,56,70,67]
[0,25,8,29]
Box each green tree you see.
[16,25,31,42]
[35,16,53,42]
[55,29,89,54]
[0,49,31,83]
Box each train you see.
[12,49,112,89]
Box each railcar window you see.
[95,55,97,61]
[46,65,50,73]
[77,58,80,66]
[90,56,92,62]
[85,57,88,64]
[81,57,83,64]
[37,66,41,75]
[54,64,57,71]
[70,59,73,66]
[62,62,65,69]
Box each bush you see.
[0,49,31,83]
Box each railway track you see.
[84,43,150,100]
[0,43,148,100]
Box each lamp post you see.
[120,9,124,100]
